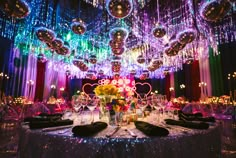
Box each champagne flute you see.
[87,97,98,123]
[138,99,147,119]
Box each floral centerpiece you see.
[94,84,119,107]
[94,84,123,124]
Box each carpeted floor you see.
[0,119,236,158]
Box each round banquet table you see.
[18,114,221,158]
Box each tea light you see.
[144,111,150,116]
[129,113,138,122]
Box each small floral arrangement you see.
[94,84,119,96]
[107,98,129,112]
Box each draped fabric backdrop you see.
[35,61,46,101]
[43,61,66,100]
[9,46,28,97]
[24,53,37,100]
[183,61,201,101]
[199,56,212,98]
[164,74,171,101]
[169,72,175,98]
[218,42,236,98]
[209,48,224,96]
[174,69,185,98]
[0,37,13,99]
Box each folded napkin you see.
[165,119,209,129]
[178,111,215,122]
[29,119,73,129]
[134,121,169,137]
[24,113,63,122]
[39,113,63,117]
[24,116,61,122]
[72,122,108,137]
[178,111,203,117]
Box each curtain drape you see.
[0,37,13,99]
[35,61,46,101]
[209,47,224,96]
[199,56,212,98]
[24,53,37,100]
[218,42,236,97]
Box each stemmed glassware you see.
[86,95,98,123]
[137,98,148,119]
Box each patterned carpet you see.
[0,120,235,158]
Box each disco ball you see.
[71,18,86,35]
[137,55,145,64]
[37,53,47,63]
[51,38,63,50]
[0,0,30,19]
[147,65,157,72]
[112,47,125,56]
[170,40,186,52]
[164,47,178,56]
[36,27,55,43]
[112,65,121,72]
[88,55,97,64]
[152,58,163,67]
[72,57,84,67]
[109,27,129,41]
[106,0,133,19]
[129,69,136,76]
[56,46,70,55]
[98,69,104,76]
[86,70,95,79]
[113,73,120,79]
[200,0,231,22]
[109,40,124,49]
[152,25,166,38]
[79,63,88,72]
[177,29,196,45]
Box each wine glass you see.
[138,99,148,119]
[87,97,98,123]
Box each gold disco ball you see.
[51,38,64,50]
[200,0,231,22]
[71,18,86,35]
[56,46,70,56]
[112,47,125,56]
[88,55,97,64]
[109,27,129,41]
[137,55,145,64]
[152,24,166,38]
[177,29,196,45]
[36,27,56,43]
[0,0,30,19]
[164,47,178,57]
[109,40,124,49]
[106,0,133,19]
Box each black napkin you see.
[72,122,108,137]
[29,119,73,129]
[39,113,63,117]
[24,116,61,122]
[178,111,215,122]
[134,121,169,137]
[24,113,62,122]
[165,119,209,129]
[178,111,203,117]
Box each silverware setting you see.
[42,125,73,132]
[124,128,137,138]
[106,126,121,138]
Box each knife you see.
[124,128,137,137]
[42,125,73,132]
[106,126,120,137]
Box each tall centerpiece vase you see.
[98,95,115,124]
